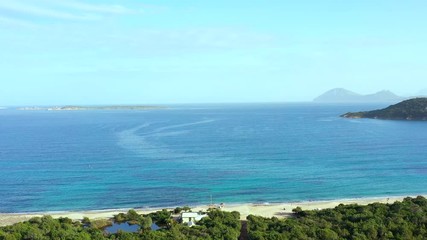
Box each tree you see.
[173,207,183,214]
[113,213,127,223]
[126,209,141,222]
[182,206,191,212]
[292,207,306,217]
[82,217,91,225]
[246,196,427,240]
[150,209,172,226]
[140,216,153,231]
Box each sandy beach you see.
[0,195,423,227]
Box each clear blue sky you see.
[1,0,426,105]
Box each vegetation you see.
[111,209,153,230]
[173,206,192,214]
[113,209,147,225]
[3,197,427,239]
[90,219,113,230]
[341,98,427,120]
[0,215,104,240]
[247,196,427,240]
[147,209,172,226]
[0,209,240,240]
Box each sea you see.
[1,103,427,213]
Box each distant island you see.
[314,88,403,103]
[341,98,427,120]
[17,105,165,111]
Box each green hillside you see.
[341,98,427,120]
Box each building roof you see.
[181,212,200,218]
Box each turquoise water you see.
[1,103,427,213]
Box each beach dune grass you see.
[90,219,113,230]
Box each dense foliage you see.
[0,216,103,240]
[3,197,427,239]
[0,209,240,240]
[341,98,427,120]
[247,196,427,240]
[147,209,172,226]
[113,209,152,230]
[173,206,192,214]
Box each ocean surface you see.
[1,103,427,213]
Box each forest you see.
[248,196,427,239]
[1,196,427,239]
[0,209,240,240]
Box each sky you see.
[1,0,427,105]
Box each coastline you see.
[1,195,425,227]
[16,105,166,111]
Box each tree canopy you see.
[247,196,427,240]
[0,209,241,240]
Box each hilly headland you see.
[341,98,427,120]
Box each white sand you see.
[0,195,423,226]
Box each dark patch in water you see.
[105,222,160,234]
[105,222,139,234]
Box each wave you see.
[144,119,216,135]
[116,119,215,158]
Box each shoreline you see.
[1,195,425,227]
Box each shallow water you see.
[105,222,139,234]
[0,103,426,212]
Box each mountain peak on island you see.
[313,88,360,102]
[314,88,403,103]
[323,88,359,97]
[364,90,401,102]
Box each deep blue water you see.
[1,103,427,213]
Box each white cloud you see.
[0,15,38,27]
[55,1,134,14]
[0,0,135,23]
[0,1,98,20]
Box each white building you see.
[181,212,208,226]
